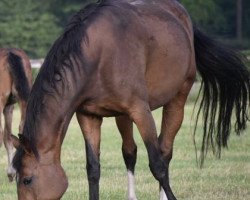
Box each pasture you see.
[0,101,249,200]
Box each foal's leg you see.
[18,100,27,133]
[76,112,103,200]
[3,105,15,182]
[128,101,176,200]
[115,116,137,200]
[158,80,194,200]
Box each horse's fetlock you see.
[122,145,137,171]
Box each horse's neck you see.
[34,95,76,163]
[31,58,87,162]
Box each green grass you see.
[0,104,249,200]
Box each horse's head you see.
[11,134,68,200]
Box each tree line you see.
[182,0,249,41]
[0,0,249,58]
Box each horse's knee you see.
[160,146,173,164]
[158,136,173,163]
[3,130,10,148]
[122,145,137,172]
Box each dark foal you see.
[11,0,249,200]
[0,48,32,181]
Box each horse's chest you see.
[78,100,124,117]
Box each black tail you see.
[8,52,31,101]
[193,27,250,166]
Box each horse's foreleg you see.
[3,105,15,182]
[76,112,103,200]
[158,79,194,200]
[18,100,27,133]
[115,116,137,200]
[127,102,176,199]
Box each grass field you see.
[0,102,249,200]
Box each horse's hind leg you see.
[127,101,177,200]
[3,104,15,182]
[116,116,137,200]
[76,112,103,200]
[18,100,27,133]
[158,79,194,200]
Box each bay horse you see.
[11,0,249,200]
[0,48,32,181]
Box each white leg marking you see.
[127,170,137,200]
[6,143,16,181]
[0,126,3,147]
[160,187,168,200]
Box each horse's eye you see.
[23,177,33,186]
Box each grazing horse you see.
[11,0,249,200]
[0,48,32,181]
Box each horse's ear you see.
[18,134,33,155]
[10,134,20,149]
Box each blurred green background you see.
[0,0,250,58]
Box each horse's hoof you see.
[7,167,16,182]
[128,196,138,200]
[8,173,15,182]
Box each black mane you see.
[13,0,107,172]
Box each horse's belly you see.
[78,100,124,117]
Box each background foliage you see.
[0,0,249,58]
[182,0,250,48]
